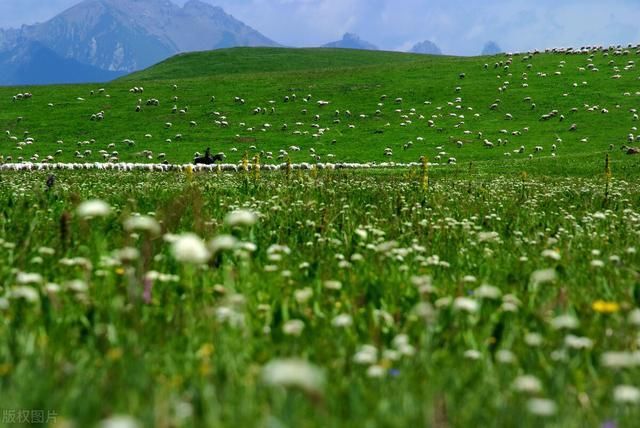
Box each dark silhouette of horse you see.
[194,147,225,164]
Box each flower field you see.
[0,168,638,427]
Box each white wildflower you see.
[564,334,593,349]
[413,302,435,320]
[294,287,313,304]
[124,215,161,235]
[453,297,479,313]
[477,231,500,242]
[475,284,501,299]
[541,249,561,261]
[366,365,386,378]
[527,398,557,416]
[10,286,39,302]
[66,279,88,293]
[331,313,353,328]
[513,375,542,393]
[353,345,378,364]
[628,309,640,326]
[38,247,55,256]
[282,319,305,336]
[496,349,516,364]
[601,351,640,368]
[524,332,543,347]
[261,359,325,394]
[209,235,238,253]
[383,349,401,361]
[464,349,482,360]
[614,385,640,404]
[45,283,61,294]
[550,314,579,330]
[114,247,139,262]
[171,233,210,264]
[435,296,452,308]
[16,272,43,284]
[411,275,435,294]
[77,199,111,219]
[530,268,557,285]
[225,210,258,227]
[324,280,342,290]
[354,228,368,240]
[99,415,141,428]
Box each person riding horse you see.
[193,147,225,164]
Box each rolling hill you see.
[0,46,639,175]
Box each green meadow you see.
[0,47,639,427]
[0,47,639,170]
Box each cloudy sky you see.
[1,0,639,55]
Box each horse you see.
[193,147,226,164]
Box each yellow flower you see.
[107,347,123,361]
[196,343,215,359]
[0,363,12,376]
[379,359,392,369]
[592,300,620,314]
[115,267,125,276]
[199,361,211,376]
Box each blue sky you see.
[1,0,639,55]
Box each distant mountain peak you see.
[0,0,280,84]
[409,40,442,55]
[342,33,361,41]
[0,40,124,85]
[323,33,378,50]
[182,0,223,14]
[482,41,503,55]
[184,0,216,8]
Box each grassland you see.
[0,168,638,427]
[0,47,640,427]
[0,47,638,174]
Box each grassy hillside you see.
[121,47,432,80]
[0,47,639,174]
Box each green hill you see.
[0,46,639,174]
[120,47,430,80]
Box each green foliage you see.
[0,170,638,427]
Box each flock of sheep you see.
[3,43,640,168]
